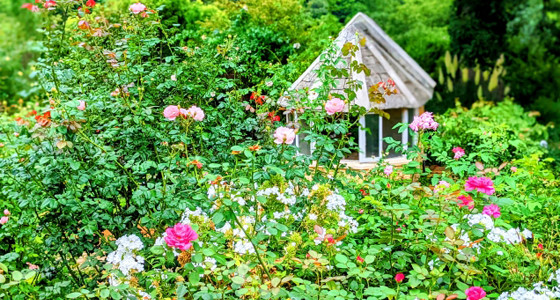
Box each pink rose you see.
[394,273,405,283]
[457,195,474,210]
[465,286,486,300]
[464,176,495,196]
[273,127,296,145]
[0,217,8,224]
[384,165,393,176]
[482,204,501,218]
[129,2,146,14]
[510,166,517,173]
[164,223,198,251]
[325,98,345,115]
[163,105,180,120]
[452,147,465,160]
[77,100,86,111]
[184,106,205,121]
[3,209,9,216]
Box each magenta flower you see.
[482,204,501,218]
[452,147,465,159]
[163,105,180,120]
[384,165,393,176]
[164,223,198,251]
[464,176,495,195]
[324,98,345,115]
[408,112,439,132]
[465,286,486,300]
[273,127,296,145]
[457,195,474,210]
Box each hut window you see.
[382,109,405,158]
[364,114,380,158]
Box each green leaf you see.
[231,276,245,285]
[12,271,23,281]
[66,292,83,298]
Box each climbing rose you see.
[44,0,57,9]
[409,112,439,132]
[465,286,486,300]
[457,195,474,210]
[464,176,495,195]
[77,101,86,111]
[163,105,180,120]
[384,165,393,176]
[273,127,296,145]
[184,106,205,121]
[325,98,345,115]
[21,3,39,12]
[85,0,96,7]
[356,256,364,263]
[129,2,147,14]
[395,273,405,283]
[0,217,8,225]
[164,223,198,251]
[482,204,501,218]
[3,209,10,216]
[452,147,465,159]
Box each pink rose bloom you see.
[452,147,465,159]
[164,223,198,251]
[465,286,486,300]
[129,2,147,14]
[464,176,495,196]
[394,273,405,283]
[384,165,393,176]
[273,127,296,145]
[77,100,86,111]
[482,204,501,218]
[325,98,345,115]
[457,195,474,210]
[3,209,9,216]
[0,217,8,224]
[163,105,181,121]
[184,106,205,121]
[409,112,439,132]
[511,166,517,173]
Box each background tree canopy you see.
[1,0,559,138]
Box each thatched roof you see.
[289,13,436,110]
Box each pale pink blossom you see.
[409,112,439,132]
[465,286,486,300]
[434,180,450,193]
[171,74,177,81]
[482,204,501,218]
[77,101,86,111]
[0,217,8,224]
[164,223,198,251]
[511,166,517,173]
[3,209,9,216]
[273,127,296,145]
[184,106,205,121]
[325,98,345,115]
[464,176,495,195]
[26,262,39,270]
[129,3,147,14]
[384,165,393,176]
[452,147,465,159]
[163,105,180,121]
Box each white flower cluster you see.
[326,193,346,211]
[193,257,218,274]
[233,240,256,255]
[181,207,208,224]
[106,235,145,277]
[257,185,297,206]
[338,211,359,233]
[497,282,560,300]
[450,214,532,246]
